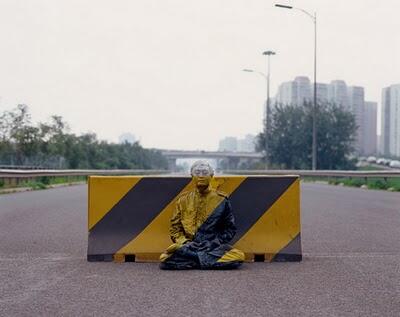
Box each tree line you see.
[257,101,358,170]
[0,104,168,169]
[0,102,357,171]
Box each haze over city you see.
[0,0,398,150]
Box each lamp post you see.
[262,50,276,169]
[275,4,318,170]
[243,50,275,169]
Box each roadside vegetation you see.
[0,104,168,169]
[0,175,87,192]
[257,101,357,170]
[302,175,400,192]
[328,177,400,191]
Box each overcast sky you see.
[0,0,398,150]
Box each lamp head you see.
[275,4,293,9]
[262,50,276,56]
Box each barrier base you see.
[87,253,302,263]
[87,254,114,262]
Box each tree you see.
[257,102,357,170]
[0,105,168,169]
[0,104,41,164]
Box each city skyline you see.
[274,75,380,156]
[0,74,393,153]
[381,84,400,157]
[0,0,398,150]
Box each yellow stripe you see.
[88,176,142,230]
[217,248,245,263]
[116,176,246,255]
[233,178,300,262]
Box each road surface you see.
[0,183,399,316]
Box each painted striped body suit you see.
[160,186,245,269]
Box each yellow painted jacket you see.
[169,186,236,245]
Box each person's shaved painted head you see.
[190,160,214,191]
[190,160,214,177]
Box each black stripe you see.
[273,233,302,262]
[229,176,297,244]
[88,177,191,255]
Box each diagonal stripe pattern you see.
[87,175,302,262]
[116,176,245,257]
[88,177,191,255]
[233,178,301,261]
[228,176,297,245]
[88,176,142,230]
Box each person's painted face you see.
[192,164,212,189]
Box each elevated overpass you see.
[158,149,264,170]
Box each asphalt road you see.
[0,183,399,316]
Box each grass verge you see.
[0,176,87,191]
[328,177,400,191]
[303,175,400,191]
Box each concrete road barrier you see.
[87,175,302,262]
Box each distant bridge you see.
[158,150,264,170]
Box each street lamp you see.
[275,3,318,170]
[262,51,276,116]
[262,50,276,169]
[242,50,276,168]
[242,69,267,79]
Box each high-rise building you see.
[218,137,238,152]
[381,84,400,157]
[218,135,256,152]
[380,87,391,155]
[328,80,349,109]
[363,102,377,155]
[275,80,296,106]
[274,76,379,155]
[316,83,328,104]
[237,134,256,152]
[294,76,312,106]
[275,76,311,106]
[275,77,344,107]
[348,86,365,153]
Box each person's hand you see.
[166,243,180,253]
[176,236,189,245]
[166,236,190,253]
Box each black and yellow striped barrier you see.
[87,175,302,262]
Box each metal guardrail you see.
[222,170,400,178]
[1,169,399,190]
[1,169,400,178]
[0,169,169,178]
[0,165,45,170]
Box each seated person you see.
[160,160,245,270]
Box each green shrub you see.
[39,176,51,185]
[33,182,47,190]
[368,180,388,190]
[348,178,364,187]
[23,181,47,190]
